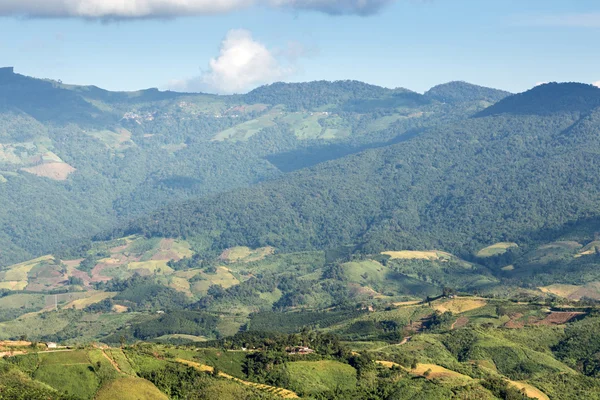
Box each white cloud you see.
[0,0,393,19]
[168,29,301,94]
[593,81,600,88]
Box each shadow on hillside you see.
[265,129,423,173]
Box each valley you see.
[2,70,600,399]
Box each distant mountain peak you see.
[477,82,600,117]
[424,81,511,104]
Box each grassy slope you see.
[95,377,167,400]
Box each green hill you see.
[0,69,493,267]
[129,83,600,265]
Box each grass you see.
[105,349,137,375]
[282,360,357,396]
[0,293,45,309]
[0,255,53,290]
[191,267,240,295]
[506,380,549,400]
[0,311,71,340]
[63,292,117,310]
[476,242,519,258]
[95,377,168,400]
[127,260,172,274]
[220,246,275,263]
[124,351,169,376]
[34,361,99,399]
[409,363,473,386]
[168,276,192,296]
[38,350,90,364]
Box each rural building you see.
[286,346,314,355]
[46,342,58,349]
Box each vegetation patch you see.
[432,297,487,314]
[277,360,356,397]
[63,292,117,310]
[95,377,167,400]
[220,246,275,263]
[476,242,519,258]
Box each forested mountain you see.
[424,81,511,104]
[0,68,500,266]
[128,83,600,261]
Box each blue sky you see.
[0,0,598,94]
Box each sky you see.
[0,0,599,94]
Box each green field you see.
[281,360,357,396]
[95,377,167,400]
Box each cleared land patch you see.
[63,292,117,310]
[95,377,167,400]
[22,162,76,180]
[381,250,452,260]
[432,298,487,314]
[507,380,549,400]
[282,360,357,396]
[220,246,275,263]
[539,282,600,300]
[476,242,518,258]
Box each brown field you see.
[393,300,422,307]
[507,380,549,400]
[536,312,585,326]
[539,282,600,300]
[451,316,469,330]
[22,162,75,180]
[0,340,31,348]
[432,298,487,314]
[381,250,451,260]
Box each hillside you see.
[424,81,511,104]
[0,69,495,267]
[128,83,600,262]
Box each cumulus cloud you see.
[168,29,303,94]
[594,81,600,88]
[0,0,394,19]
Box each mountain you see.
[127,83,600,265]
[424,81,511,104]
[478,82,600,116]
[0,69,501,266]
[243,80,428,111]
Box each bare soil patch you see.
[22,162,75,180]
